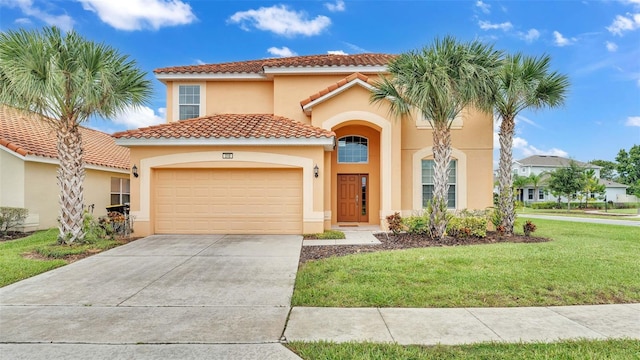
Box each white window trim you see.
[337,135,369,164]
[172,82,206,122]
[412,147,467,211]
[421,159,457,209]
[111,177,130,205]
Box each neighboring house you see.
[511,155,628,203]
[113,54,494,236]
[0,106,131,231]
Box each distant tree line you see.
[591,144,640,197]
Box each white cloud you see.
[194,59,206,65]
[267,46,298,57]
[478,20,513,31]
[605,41,618,52]
[325,0,345,12]
[475,0,491,14]
[625,116,640,127]
[228,5,331,37]
[2,0,74,31]
[343,42,369,53]
[516,114,542,129]
[111,106,165,129]
[328,50,348,55]
[77,0,196,31]
[606,13,640,35]
[553,31,575,46]
[520,28,540,42]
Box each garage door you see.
[154,168,302,234]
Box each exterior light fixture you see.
[132,164,139,178]
[314,164,319,178]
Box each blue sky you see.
[1,0,639,164]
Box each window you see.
[178,85,200,120]
[422,160,456,208]
[538,189,544,200]
[111,178,130,205]
[528,189,534,200]
[338,136,368,163]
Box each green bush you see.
[0,207,29,235]
[403,214,429,235]
[446,210,488,238]
[531,201,563,210]
[304,230,345,239]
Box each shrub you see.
[386,212,403,234]
[304,230,345,239]
[403,214,429,235]
[531,201,563,210]
[523,220,537,236]
[0,207,29,235]
[446,209,488,238]
[82,212,115,244]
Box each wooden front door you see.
[337,174,368,222]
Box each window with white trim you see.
[422,160,456,208]
[111,178,130,205]
[528,189,534,200]
[178,85,200,120]
[338,136,368,163]
[538,189,544,200]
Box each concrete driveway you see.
[0,235,303,359]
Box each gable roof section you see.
[154,53,395,80]
[0,106,129,171]
[300,72,376,114]
[113,114,335,150]
[516,155,601,169]
[599,179,628,188]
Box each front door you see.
[337,174,368,222]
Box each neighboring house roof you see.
[154,53,395,75]
[113,114,336,150]
[0,106,129,170]
[599,179,628,188]
[515,155,601,169]
[300,72,376,114]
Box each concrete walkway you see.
[0,235,303,360]
[303,225,382,246]
[284,304,640,345]
[519,213,640,227]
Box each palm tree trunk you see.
[429,123,452,241]
[56,123,85,244]
[498,117,516,236]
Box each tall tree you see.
[0,27,151,244]
[615,145,640,196]
[495,53,569,235]
[512,174,530,203]
[547,161,586,212]
[370,36,501,240]
[589,159,617,181]
[527,173,545,202]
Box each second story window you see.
[179,85,200,120]
[338,136,368,163]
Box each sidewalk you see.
[284,304,640,345]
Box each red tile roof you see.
[300,72,375,107]
[155,53,396,74]
[0,106,129,170]
[112,114,335,140]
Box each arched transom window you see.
[338,135,368,163]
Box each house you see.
[113,54,494,236]
[0,106,131,231]
[511,155,629,203]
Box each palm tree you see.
[495,53,569,235]
[527,173,545,202]
[371,36,502,240]
[0,27,151,244]
[512,174,530,203]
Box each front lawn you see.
[292,219,640,307]
[287,339,640,360]
[517,208,639,221]
[0,229,126,287]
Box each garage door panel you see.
[154,168,302,234]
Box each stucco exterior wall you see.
[128,145,327,236]
[206,81,273,115]
[0,149,25,208]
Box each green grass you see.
[287,339,640,360]
[0,229,125,287]
[292,219,640,307]
[303,230,346,240]
[606,208,640,215]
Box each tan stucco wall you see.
[128,145,327,236]
[0,149,25,208]
[23,162,129,230]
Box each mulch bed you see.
[300,231,550,263]
[1,231,36,242]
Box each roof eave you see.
[115,136,336,151]
[264,65,388,75]
[155,73,269,82]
